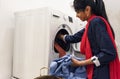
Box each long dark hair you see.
[73,0,115,38]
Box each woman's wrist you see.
[79,59,94,66]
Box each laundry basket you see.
[34,67,62,79]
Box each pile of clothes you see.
[49,54,87,79]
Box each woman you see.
[58,0,120,79]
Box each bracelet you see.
[91,56,100,67]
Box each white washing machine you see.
[12,7,80,79]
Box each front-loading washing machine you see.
[12,7,81,79]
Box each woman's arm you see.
[71,57,94,66]
[59,28,85,43]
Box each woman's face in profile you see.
[76,6,91,21]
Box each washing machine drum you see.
[54,29,70,53]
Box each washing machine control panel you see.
[68,16,73,23]
[63,15,73,23]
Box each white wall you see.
[0,0,120,79]
[104,0,120,56]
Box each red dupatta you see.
[80,15,120,79]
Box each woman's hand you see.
[57,34,64,40]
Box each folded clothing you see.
[49,54,87,79]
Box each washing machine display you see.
[12,7,80,79]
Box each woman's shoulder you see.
[89,16,106,28]
[89,16,107,30]
[90,16,105,24]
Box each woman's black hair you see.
[73,0,115,38]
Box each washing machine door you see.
[53,24,73,54]
[53,24,85,58]
[55,23,87,57]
